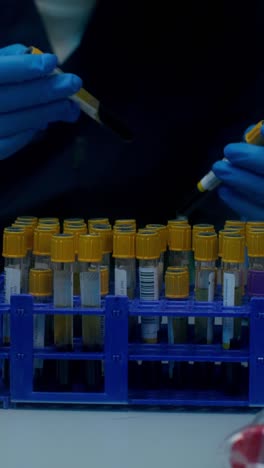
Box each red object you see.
[230,425,264,467]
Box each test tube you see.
[51,233,75,388]
[222,233,245,350]
[13,221,35,287]
[136,231,160,342]
[2,227,27,345]
[90,224,113,277]
[33,226,57,269]
[29,268,52,382]
[165,266,189,382]
[194,232,218,344]
[113,230,137,338]
[247,229,264,296]
[217,228,240,286]
[168,224,192,268]
[136,231,161,388]
[78,234,103,389]
[88,218,110,233]
[146,224,168,292]
[64,224,87,295]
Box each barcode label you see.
[223,272,235,307]
[115,268,127,296]
[139,267,159,300]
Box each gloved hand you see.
[212,125,264,220]
[0,44,82,160]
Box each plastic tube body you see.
[195,260,216,344]
[4,257,26,344]
[222,262,244,349]
[139,258,159,343]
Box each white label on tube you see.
[223,272,235,307]
[115,268,127,296]
[53,271,73,308]
[199,170,221,191]
[80,271,100,307]
[5,267,21,303]
[139,267,159,300]
[223,272,235,347]
[34,314,45,369]
[4,267,21,342]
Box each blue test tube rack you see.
[0,285,263,409]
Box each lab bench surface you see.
[0,408,256,468]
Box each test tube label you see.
[223,272,235,307]
[80,271,100,307]
[222,272,235,349]
[4,267,21,343]
[4,267,21,303]
[139,267,159,300]
[115,268,127,296]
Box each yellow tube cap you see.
[165,267,189,299]
[247,230,264,257]
[90,225,113,253]
[168,224,191,251]
[194,232,218,261]
[113,231,136,258]
[100,266,109,296]
[64,225,87,254]
[29,268,52,297]
[145,224,168,252]
[33,227,57,256]
[78,234,103,262]
[38,217,59,223]
[63,218,85,227]
[222,233,245,263]
[51,234,75,262]
[218,229,240,257]
[16,216,38,225]
[13,222,34,251]
[88,218,109,232]
[244,120,264,145]
[2,227,26,258]
[38,220,60,233]
[115,219,136,228]
[192,224,215,251]
[167,219,188,229]
[136,231,160,260]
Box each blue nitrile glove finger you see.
[223,142,264,175]
[0,74,82,113]
[0,44,28,56]
[0,100,80,139]
[213,160,264,202]
[218,186,264,220]
[0,45,83,159]
[0,53,58,83]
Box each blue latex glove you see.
[0,44,82,160]
[212,125,264,220]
